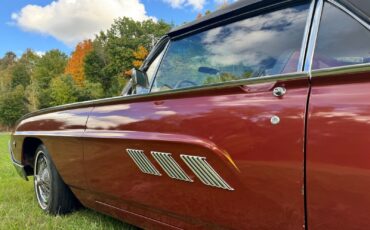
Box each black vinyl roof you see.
[168,0,296,37]
[168,0,370,37]
[338,0,370,24]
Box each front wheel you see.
[34,144,79,215]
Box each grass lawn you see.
[0,133,136,230]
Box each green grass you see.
[0,133,135,230]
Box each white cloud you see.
[35,51,46,57]
[187,0,207,10]
[162,0,238,11]
[12,0,154,46]
[214,0,236,6]
[163,0,206,10]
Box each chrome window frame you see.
[311,63,370,77]
[121,79,133,96]
[148,41,171,92]
[305,0,370,77]
[304,0,324,72]
[146,42,170,85]
[298,0,317,72]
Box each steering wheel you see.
[174,80,197,89]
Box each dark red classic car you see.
[8,0,370,229]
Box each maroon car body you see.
[8,0,370,229]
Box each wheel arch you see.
[22,137,43,176]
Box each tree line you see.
[0,18,171,130]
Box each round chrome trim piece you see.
[270,115,281,125]
[34,151,51,210]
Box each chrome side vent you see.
[151,151,193,182]
[180,155,234,190]
[126,149,161,176]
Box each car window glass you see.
[151,3,310,92]
[135,48,165,94]
[313,3,370,70]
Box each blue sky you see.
[0,0,225,57]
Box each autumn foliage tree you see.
[0,17,171,129]
[65,40,93,86]
[133,45,149,68]
[124,45,149,77]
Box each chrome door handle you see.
[273,87,286,97]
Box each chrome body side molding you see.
[19,72,308,121]
[311,63,370,78]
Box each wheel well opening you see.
[22,137,43,175]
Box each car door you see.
[306,1,370,229]
[83,2,313,229]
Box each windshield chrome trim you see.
[149,41,170,92]
[121,79,133,96]
[141,36,169,71]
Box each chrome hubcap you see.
[34,152,51,210]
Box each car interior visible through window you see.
[312,2,370,70]
[151,2,311,92]
[313,3,370,69]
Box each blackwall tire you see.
[34,144,79,215]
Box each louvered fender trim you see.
[151,151,193,182]
[125,149,234,190]
[126,149,161,176]
[180,154,234,191]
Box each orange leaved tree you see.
[124,45,149,77]
[132,45,149,68]
[65,40,93,86]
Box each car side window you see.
[312,3,370,70]
[151,3,311,92]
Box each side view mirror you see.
[131,68,149,89]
